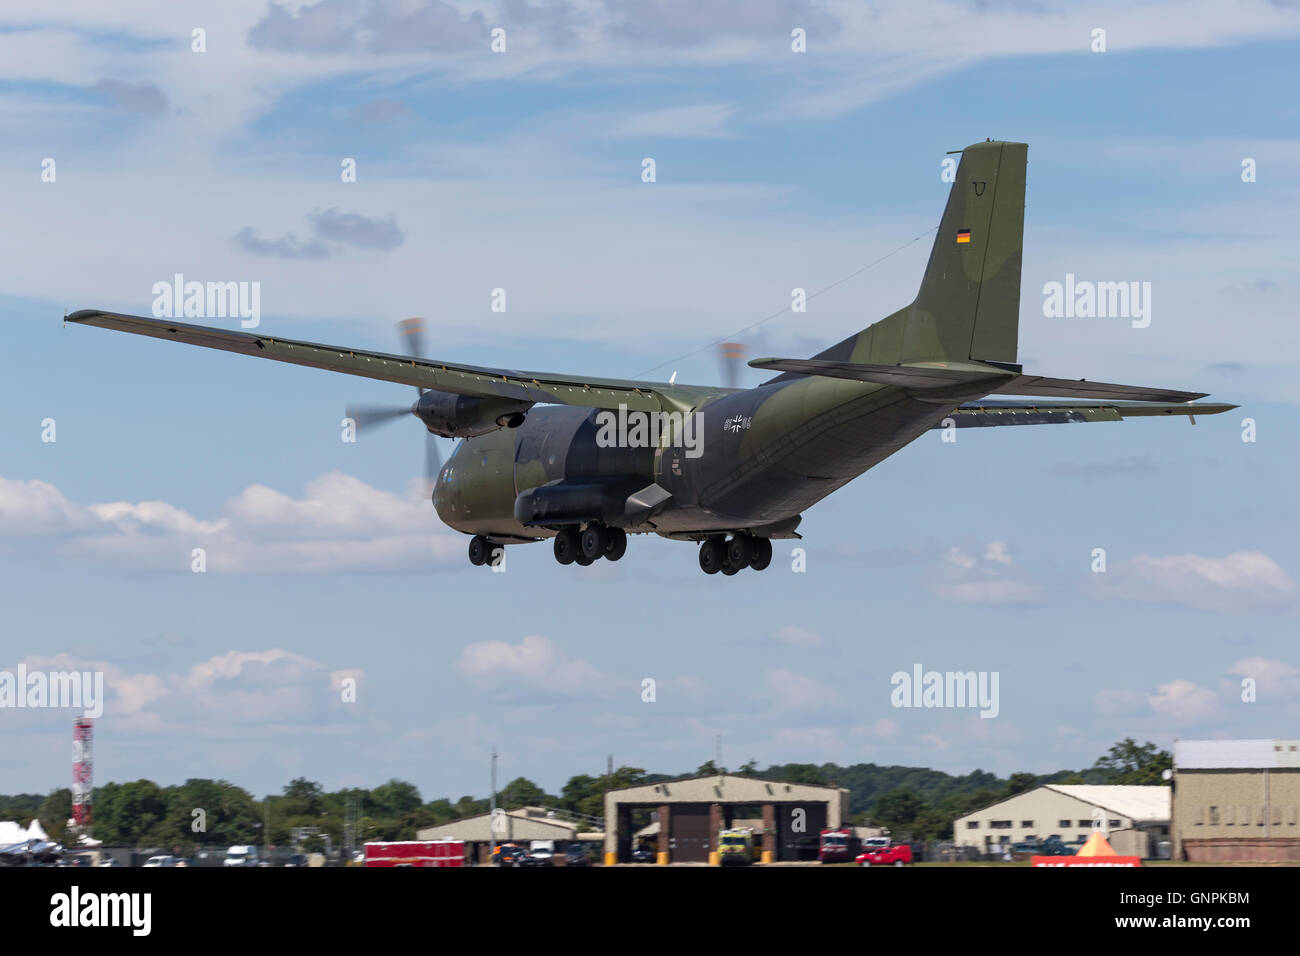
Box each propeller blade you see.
[397,318,428,397]
[718,341,746,389]
[345,405,411,431]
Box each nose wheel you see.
[467,535,504,568]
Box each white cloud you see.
[3,648,361,734]
[457,635,602,696]
[1094,551,1297,613]
[0,471,461,573]
[1148,679,1219,724]
[935,542,1043,605]
[1226,657,1300,700]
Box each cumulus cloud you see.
[1148,679,1220,724]
[3,649,361,734]
[1093,550,1297,613]
[0,472,459,573]
[934,541,1043,605]
[457,635,602,696]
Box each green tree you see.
[1091,738,1171,785]
[871,788,926,830]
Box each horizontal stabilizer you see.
[935,400,1236,428]
[750,356,1210,403]
[989,375,1207,403]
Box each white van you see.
[223,845,261,867]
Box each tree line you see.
[0,738,1168,851]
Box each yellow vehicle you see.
[718,828,759,866]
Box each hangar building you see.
[416,806,601,864]
[603,773,848,864]
[952,784,1170,857]
[1173,738,1300,862]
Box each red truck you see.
[855,838,912,867]
[364,840,465,867]
[818,827,862,863]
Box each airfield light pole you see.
[488,747,497,864]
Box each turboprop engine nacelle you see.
[415,390,532,438]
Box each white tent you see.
[0,819,48,844]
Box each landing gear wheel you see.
[487,545,505,569]
[553,528,580,565]
[581,524,609,561]
[698,537,724,574]
[721,561,740,576]
[575,553,595,566]
[604,528,627,562]
[749,537,773,571]
[468,535,490,566]
[726,535,753,569]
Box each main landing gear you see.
[699,533,772,575]
[553,524,627,567]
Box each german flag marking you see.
[956,229,971,243]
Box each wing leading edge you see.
[66,310,723,413]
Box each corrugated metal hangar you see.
[1173,738,1300,862]
[602,773,848,864]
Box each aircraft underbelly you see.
[689,390,949,525]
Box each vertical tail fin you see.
[911,140,1026,365]
[809,140,1026,372]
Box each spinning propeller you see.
[344,318,444,492]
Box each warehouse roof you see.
[607,773,846,804]
[416,806,587,842]
[1044,785,1171,823]
[1175,738,1300,770]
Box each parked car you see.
[564,844,590,867]
[1036,835,1075,857]
[142,855,178,868]
[523,840,554,866]
[855,841,912,867]
[491,844,528,867]
[630,846,656,864]
[284,853,309,868]
[223,845,261,867]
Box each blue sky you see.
[2,0,1299,803]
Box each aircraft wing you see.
[933,399,1236,428]
[66,310,720,414]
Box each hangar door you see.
[669,805,711,863]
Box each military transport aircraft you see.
[69,140,1233,575]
